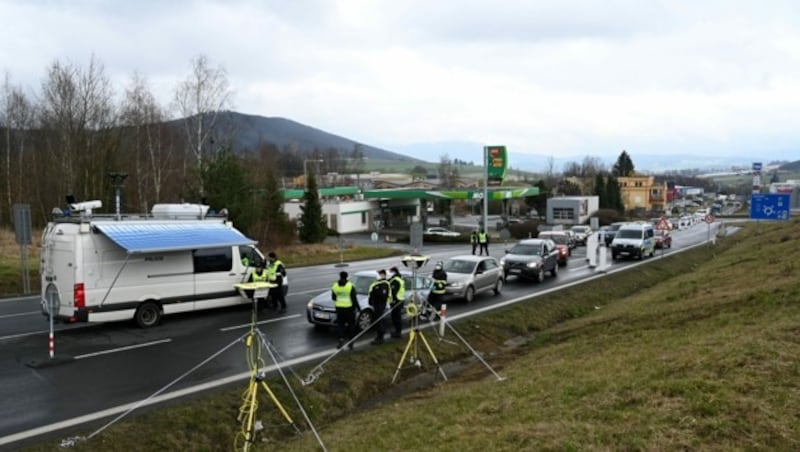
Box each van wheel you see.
[464,285,475,303]
[135,302,162,328]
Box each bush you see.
[508,220,541,239]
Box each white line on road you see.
[568,264,590,272]
[0,329,49,341]
[0,311,39,319]
[219,313,301,332]
[73,339,173,360]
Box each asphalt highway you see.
[0,222,718,449]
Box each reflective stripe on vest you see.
[252,271,268,282]
[391,275,405,301]
[432,278,447,294]
[332,281,354,308]
[369,279,391,303]
[268,259,283,282]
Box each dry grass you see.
[0,227,40,296]
[22,219,800,451]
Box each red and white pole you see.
[439,304,447,337]
[48,332,54,359]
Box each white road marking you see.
[0,311,39,319]
[568,265,590,272]
[0,330,50,341]
[219,313,301,332]
[73,339,173,360]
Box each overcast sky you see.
[2,0,799,168]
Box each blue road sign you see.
[752,162,762,171]
[750,193,790,220]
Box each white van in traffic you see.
[40,201,263,328]
[610,222,655,260]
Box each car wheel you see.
[667,241,672,249]
[357,309,374,331]
[464,285,475,303]
[493,278,503,295]
[135,301,162,328]
[503,270,509,280]
[551,263,558,277]
[535,267,544,283]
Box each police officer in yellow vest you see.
[331,271,359,349]
[388,266,405,339]
[428,261,448,313]
[247,261,269,307]
[478,228,489,256]
[266,251,287,313]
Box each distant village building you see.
[618,176,669,213]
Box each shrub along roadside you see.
[24,219,800,450]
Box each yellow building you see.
[618,176,668,213]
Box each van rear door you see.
[41,226,78,319]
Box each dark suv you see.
[499,238,560,282]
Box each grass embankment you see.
[0,228,404,297]
[26,219,800,450]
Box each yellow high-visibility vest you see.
[332,281,355,308]
[391,275,405,302]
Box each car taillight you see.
[74,283,85,308]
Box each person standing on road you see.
[247,260,269,308]
[428,261,448,314]
[368,269,391,345]
[388,266,405,338]
[478,228,489,256]
[470,229,478,255]
[266,251,287,313]
[331,271,359,349]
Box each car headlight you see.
[449,282,463,289]
[526,262,540,268]
[307,300,314,309]
[499,258,506,266]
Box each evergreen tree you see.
[260,168,292,245]
[201,147,255,232]
[594,174,607,208]
[605,175,624,211]
[298,172,327,243]
[612,150,635,177]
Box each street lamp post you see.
[304,159,324,186]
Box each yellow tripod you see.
[391,297,448,384]
[235,333,298,451]
[234,283,300,451]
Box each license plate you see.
[509,269,520,274]
[314,312,331,320]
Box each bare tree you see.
[39,55,117,203]
[1,74,35,224]
[173,55,232,197]
[121,73,171,211]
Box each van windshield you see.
[617,229,643,239]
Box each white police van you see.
[610,222,655,260]
[40,201,263,328]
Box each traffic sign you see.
[752,162,762,172]
[704,213,715,224]
[750,193,791,220]
[656,216,671,231]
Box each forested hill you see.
[172,111,421,162]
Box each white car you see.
[424,227,461,237]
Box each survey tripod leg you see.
[391,326,447,384]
